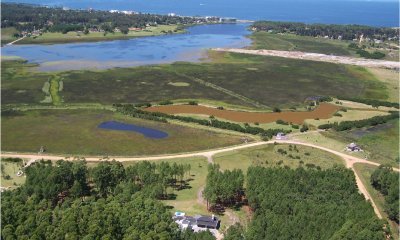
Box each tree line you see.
[251,21,399,41]
[203,164,244,211]
[318,111,399,131]
[1,3,217,33]
[114,103,291,139]
[370,165,399,223]
[224,166,387,240]
[337,96,399,109]
[1,160,214,240]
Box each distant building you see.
[174,212,220,234]
[346,143,362,152]
[275,132,287,140]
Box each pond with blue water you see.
[2,23,251,71]
[98,121,169,139]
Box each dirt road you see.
[213,48,400,69]
[2,137,397,219]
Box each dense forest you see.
[251,21,399,41]
[1,160,214,240]
[203,164,244,211]
[370,165,399,223]
[1,3,217,33]
[234,166,387,240]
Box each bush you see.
[273,107,281,112]
[333,112,342,117]
[276,119,288,125]
[188,101,198,105]
[300,124,309,132]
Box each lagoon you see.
[2,24,251,71]
[98,121,169,139]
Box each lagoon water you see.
[2,23,251,71]
[98,121,169,139]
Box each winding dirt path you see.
[2,136,397,219]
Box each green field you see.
[214,143,345,172]
[2,51,389,109]
[1,27,19,44]
[0,160,25,189]
[17,25,183,44]
[353,163,399,240]
[1,109,245,156]
[327,119,399,166]
[249,32,355,56]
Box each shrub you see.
[273,107,281,112]
[300,124,309,132]
[159,100,173,105]
[188,101,198,105]
[276,119,288,125]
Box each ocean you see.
[5,0,399,27]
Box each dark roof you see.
[195,215,219,229]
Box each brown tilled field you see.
[145,103,340,124]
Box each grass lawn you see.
[0,160,26,189]
[249,32,356,56]
[214,143,345,172]
[353,163,399,240]
[1,109,245,156]
[17,25,183,44]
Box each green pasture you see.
[1,109,244,156]
[249,32,355,56]
[214,143,345,172]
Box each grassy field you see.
[296,119,399,166]
[367,68,399,103]
[353,163,399,240]
[214,143,345,172]
[1,27,19,44]
[2,50,389,108]
[1,109,245,156]
[0,160,26,189]
[171,53,388,107]
[249,32,355,56]
[17,25,183,44]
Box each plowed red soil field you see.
[145,103,340,124]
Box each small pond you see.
[98,121,168,139]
